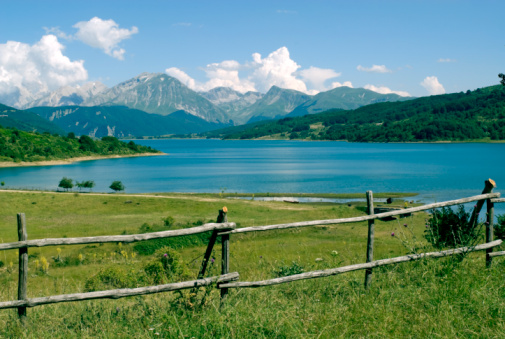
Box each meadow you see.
[0,190,504,338]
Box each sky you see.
[1,0,504,102]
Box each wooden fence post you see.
[196,230,218,279]
[486,198,494,268]
[364,191,374,289]
[219,207,230,300]
[469,179,496,227]
[17,213,28,321]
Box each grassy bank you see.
[0,191,504,337]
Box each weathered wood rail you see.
[1,179,505,322]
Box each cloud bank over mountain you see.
[0,35,87,107]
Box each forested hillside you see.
[0,103,65,135]
[202,85,505,142]
[0,127,160,163]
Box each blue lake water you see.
[0,139,503,210]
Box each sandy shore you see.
[0,152,166,168]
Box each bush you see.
[273,261,305,277]
[495,215,505,240]
[425,205,482,249]
[163,216,175,227]
[142,247,188,284]
[84,266,137,292]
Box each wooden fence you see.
[1,179,505,322]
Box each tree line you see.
[0,127,160,163]
[58,177,125,193]
[202,85,505,142]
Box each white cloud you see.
[73,17,138,60]
[201,60,256,92]
[437,58,456,63]
[364,84,410,97]
[357,64,392,73]
[165,67,196,89]
[43,27,73,40]
[299,66,341,92]
[166,46,343,94]
[249,47,308,93]
[331,81,353,89]
[420,76,445,95]
[0,35,87,107]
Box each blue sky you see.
[1,0,504,100]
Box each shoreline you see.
[0,152,166,168]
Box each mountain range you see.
[2,72,412,137]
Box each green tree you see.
[83,180,95,192]
[109,180,125,192]
[500,73,505,86]
[58,177,73,191]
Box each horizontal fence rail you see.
[0,272,239,310]
[1,180,504,324]
[488,251,505,258]
[0,222,236,251]
[220,240,503,289]
[223,192,500,234]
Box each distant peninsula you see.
[0,126,162,167]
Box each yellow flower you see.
[78,253,83,262]
[56,248,62,255]
[35,259,40,269]
[40,256,49,272]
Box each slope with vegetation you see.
[0,103,64,135]
[202,85,505,142]
[0,126,160,163]
[29,105,228,138]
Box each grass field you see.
[0,190,504,338]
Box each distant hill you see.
[235,86,312,124]
[201,85,505,142]
[29,105,229,138]
[287,86,411,117]
[0,126,160,164]
[0,103,65,135]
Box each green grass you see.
[0,191,504,338]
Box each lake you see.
[0,139,503,208]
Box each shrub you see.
[142,247,188,284]
[424,205,482,249]
[84,266,137,292]
[273,261,305,277]
[495,215,505,240]
[163,216,175,227]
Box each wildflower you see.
[131,252,137,259]
[35,259,40,270]
[57,248,61,255]
[210,258,215,263]
[163,253,168,258]
[391,232,395,237]
[118,242,122,249]
[403,224,408,227]
[78,254,83,263]
[259,256,263,259]
[331,250,338,257]
[40,256,49,272]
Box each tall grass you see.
[0,191,504,338]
